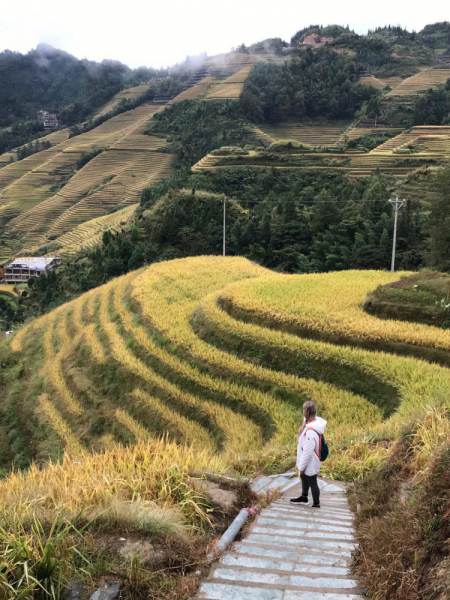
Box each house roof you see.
[6,257,60,270]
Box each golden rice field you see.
[191,148,442,179]
[94,83,151,117]
[258,122,351,148]
[344,126,402,141]
[170,66,255,103]
[192,123,450,178]
[381,76,404,90]
[8,257,450,480]
[0,103,173,261]
[387,68,450,96]
[358,75,387,90]
[370,125,450,154]
[42,203,138,256]
[0,129,70,169]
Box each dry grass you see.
[0,439,224,528]
[350,411,450,600]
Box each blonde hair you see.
[303,401,317,422]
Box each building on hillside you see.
[300,33,334,48]
[2,257,61,284]
[439,52,450,65]
[37,110,59,129]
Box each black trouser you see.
[300,473,320,505]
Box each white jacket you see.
[296,417,327,476]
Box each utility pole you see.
[223,197,226,257]
[388,195,406,273]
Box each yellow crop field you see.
[0,103,173,259]
[8,257,450,483]
[0,128,70,169]
[358,75,387,90]
[344,126,402,141]
[370,125,450,154]
[170,77,215,102]
[170,65,254,103]
[381,76,404,90]
[41,203,138,256]
[191,149,438,179]
[192,124,450,179]
[259,122,350,148]
[387,69,450,96]
[94,83,151,117]
[0,284,17,297]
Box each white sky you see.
[1,0,449,69]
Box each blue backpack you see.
[307,427,329,462]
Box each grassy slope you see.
[2,258,450,472]
[2,257,450,597]
[364,270,450,327]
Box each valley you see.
[1,20,450,600]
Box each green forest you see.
[6,97,448,330]
[241,49,376,122]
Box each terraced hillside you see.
[0,129,70,169]
[370,125,450,154]
[205,52,281,75]
[344,125,403,141]
[94,83,151,117]
[7,256,450,473]
[41,203,138,256]
[358,74,387,90]
[387,68,450,95]
[0,103,173,261]
[257,122,351,148]
[193,123,450,181]
[170,53,280,104]
[192,148,444,179]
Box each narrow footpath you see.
[197,477,363,600]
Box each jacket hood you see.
[305,416,327,435]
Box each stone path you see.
[196,475,363,599]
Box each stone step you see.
[255,517,354,533]
[196,477,362,600]
[261,510,353,525]
[250,527,355,542]
[209,566,360,588]
[232,544,351,566]
[243,535,356,553]
[198,583,363,599]
[221,554,352,576]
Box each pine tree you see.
[428,166,450,271]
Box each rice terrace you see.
[1,10,450,600]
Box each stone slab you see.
[284,593,362,600]
[289,575,359,589]
[197,582,283,599]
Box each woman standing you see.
[290,401,327,508]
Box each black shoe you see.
[311,503,321,508]
[290,495,308,505]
